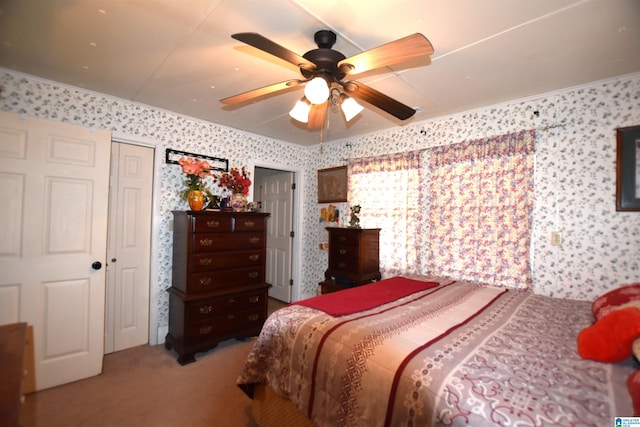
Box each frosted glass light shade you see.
[341,97,364,121]
[304,77,330,104]
[289,99,310,123]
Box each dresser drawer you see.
[190,250,264,273]
[185,307,264,342]
[235,217,265,231]
[187,290,266,321]
[192,215,233,233]
[187,266,265,292]
[191,232,265,252]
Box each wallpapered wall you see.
[1,69,639,340]
[314,74,640,301]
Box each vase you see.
[229,193,247,212]
[188,190,206,211]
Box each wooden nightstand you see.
[320,227,381,294]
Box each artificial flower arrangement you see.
[213,166,251,195]
[178,157,214,201]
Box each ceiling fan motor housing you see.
[301,30,347,83]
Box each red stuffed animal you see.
[578,283,640,363]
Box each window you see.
[348,130,535,289]
[427,130,536,289]
[348,151,424,277]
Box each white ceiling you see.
[1,0,639,146]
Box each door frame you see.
[112,132,163,345]
[250,160,304,303]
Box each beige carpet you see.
[22,338,259,427]
[21,298,289,427]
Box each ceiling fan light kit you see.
[304,77,330,104]
[341,96,364,122]
[289,98,311,123]
[222,30,434,129]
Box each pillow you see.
[577,307,640,363]
[592,283,640,320]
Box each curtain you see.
[348,151,423,278]
[427,130,536,289]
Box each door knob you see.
[91,261,102,270]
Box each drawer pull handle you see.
[338,262,347,269]
[249,254,259,261]
[249,237,260,244]
[206,220,220,228]
[249,296,259,303]
[227,298,236,304]
[199,258,212,266]
[199,277,212,286]
[199,305,212,314]
[339,236,347,241]
[248,314,259,321]
[227,314,235,320]
[199,326,212,335]
[243,221,255,227]
[248,272,258,279]
[200,238,214,246]
[339,249,347,255]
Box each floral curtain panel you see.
[427,130,536,289]
[348,151,424,278]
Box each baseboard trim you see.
[156,326,168,345]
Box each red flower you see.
[213,166,251,195]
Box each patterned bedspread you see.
[237,279,634,426]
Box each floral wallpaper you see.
[1,68,639,342]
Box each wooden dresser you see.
[320,227,381,294]
[165,210,270,364]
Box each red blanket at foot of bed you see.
[294,276,439,316]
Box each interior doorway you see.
[254,166,296,303]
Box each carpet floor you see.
[22,338,259,427]
[21,299,292,427]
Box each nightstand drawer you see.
[330,245,358,259]
[330,229,359,246]
[329,258,358,273]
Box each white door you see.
[262,171,294,302]
[0,111,111,391]
[104,142,153,354]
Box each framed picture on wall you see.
[318,166,348,203]
[616,125,640,211]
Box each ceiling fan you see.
[220,30,434,129]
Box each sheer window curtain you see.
[348,151,424,278]
[427,130,536,289]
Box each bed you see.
[237,276,635,426]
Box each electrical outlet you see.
[551,231,562,247]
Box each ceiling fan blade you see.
[307,102,328,129]
[343,81,416,120]
[232,33,316,71]
[220,79,303,105]
[338,33,433,76]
